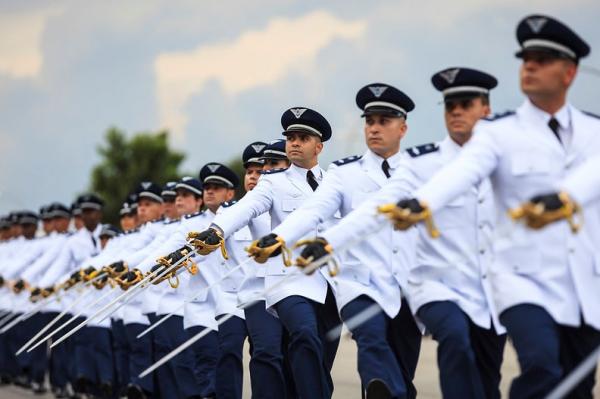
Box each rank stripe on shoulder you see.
[406,143,439,158]
[333,155,362,166]
[484,110,515,121]
[185,210,205,219]
[221,200,238,208]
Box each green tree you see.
[90,127,185,225]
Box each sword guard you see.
[509,191,582,233]
[294,238,337,276]
[115,269,144,290]
[188,229,229,259]
[246,234,292,266]
[377,201,440,238]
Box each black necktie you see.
[306,170,319,191]
[382,160,391,178]
[91,235,97,248]
[548,117,562,144]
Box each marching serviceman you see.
[373,15,600,398]
[235,140,294,399]
[192,107,341,399]
[161,181,179,221]
[36,194,104,395]
[260,84,422,398]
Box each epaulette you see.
[484,110,515,122]
[163,218,180,225]
[221,200,238,208]
[260,168,287,175]
[185,210,205,219]
[151,217,165,224]
[406,143,439,158]
[583,110,600,120]
[333,155,362,166]
[124,227,140,235]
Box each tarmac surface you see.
[1,336,598,398]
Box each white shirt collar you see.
[290,162,322,181]
[365,148,403,170]
[524,98,572,130]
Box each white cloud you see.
[0,5,63,79]
[154,10,367,141]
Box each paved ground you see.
[1,337,599,398]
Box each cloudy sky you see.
[0,0,598,213]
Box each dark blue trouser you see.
[418,301,506,399]
[14,314,33,379]
[48,313,74,389]
[388,300,422,399]
[501,304,600,399]
[244,300,287,399]
[154,314,200,398]
[111,318,130,395]
[28,312,51,384]
[125,322,154,394]
[216,315,248,399]
[73,326,115,388]
[0,313,20,378]
[274,287,340,399]
[186,325,219,398]
[341,295,406,398]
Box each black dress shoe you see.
[366,378,393,399]
[98,381,113,398]
[126,383,147,399]
[31,381,47,394]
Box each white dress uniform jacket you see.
[211,163,336,309]
[414,100,600,330]
[274,150,413,318]
[561,153,600,206]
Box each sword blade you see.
[139,313,234,378]
[27,286,114,352]
[0,293,61,334]
[137,256,254,339]
[18,288,95,355]
[50,251,196,349]
[326,302,381,341]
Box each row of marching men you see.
[1,12,600,399]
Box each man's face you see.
[203,183,234,211]
[120,214,137,231]
[175,189,203,216]
[53,217,70,233]
[162,199,178,220]
[285,132,323,164]
[262,158,290,171]
[364,114,407,157]
[81,209,102,231]
[520,51,577,98]
[73,215,84,230]
[244,164,263,191]
[42,219,55,234]
[137,198,163,223]
[21,223,37,239]
[444,96,490,146]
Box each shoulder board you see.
[333,155,362,166]
[484,110,515,122]
[221,200,238,208]
[151,217,165,224]
[406,143,439,158]
[124,227,140,235]
[260,167,287,175]
[185,210,205,219]
[163,218,179,225]
[583,110,600,120]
